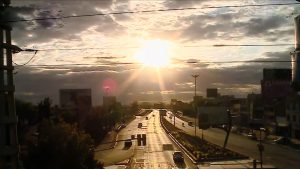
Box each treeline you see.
[16,98,139,169]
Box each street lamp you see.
[192,74,199,137]
[258,127,265,168]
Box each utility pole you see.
[192,74,199,137]
[0,1,19,168]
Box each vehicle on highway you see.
[173,151,184,163]
[124,140,132,148]
[247,132,257,140]
[138,123,142,128]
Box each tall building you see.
[260,69,295,135]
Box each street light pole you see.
[192,74,199,137]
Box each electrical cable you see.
[12,50,38,66]
[19,43,296,52]
[1,2,299,23]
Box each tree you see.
[24,120,103,169]
[38,97,51,120]
[15,99,38,125]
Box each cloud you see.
[14,48,292,105]
[1,1,123,45]
[163,0,207,8]
[180,13,292,41]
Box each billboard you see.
[198,106,228,129]
[59,89,92,109]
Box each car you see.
[274,137,291,145]
[173,151,184,163]
[247,133,257,140]
[138,123,143,128]
[124,140,132,148]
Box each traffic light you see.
[137,134,142,146]
[137,134,146,146]
[142,134,146,146]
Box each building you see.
[261,68,294,103]
[247,93,264,129]
[230,98,248,126]
[206,88,218,98]
[286,95,300,139]
[260,69,297,135]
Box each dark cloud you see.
[1,1,123,45]
[163,0,207,8]
[243,15,287,36]
[180,13,291,41]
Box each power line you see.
[12,50,38,66]
[19,43,295,52]
[20,60,294,68]
[186,60,294,64]
[1,2,299,23]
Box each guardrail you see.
[159,115,198,164]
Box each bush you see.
[24,120,103,169]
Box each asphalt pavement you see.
[130,110,198,169]
[165,111,300,169]
[95,109,198,169]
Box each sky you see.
[1,0,299,105]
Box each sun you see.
[134,40,172,67]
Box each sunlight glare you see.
[134,40,172,67]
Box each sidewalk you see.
[199,159,277,169]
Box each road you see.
[95,109,198,169]
[165,111,300,169]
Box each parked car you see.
[247,132,257,140]
[274,137,291,145]
[173,151,184,163]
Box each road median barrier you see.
[160,115,248,164]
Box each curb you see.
[112,133,119,149]
[160,115,198,164]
